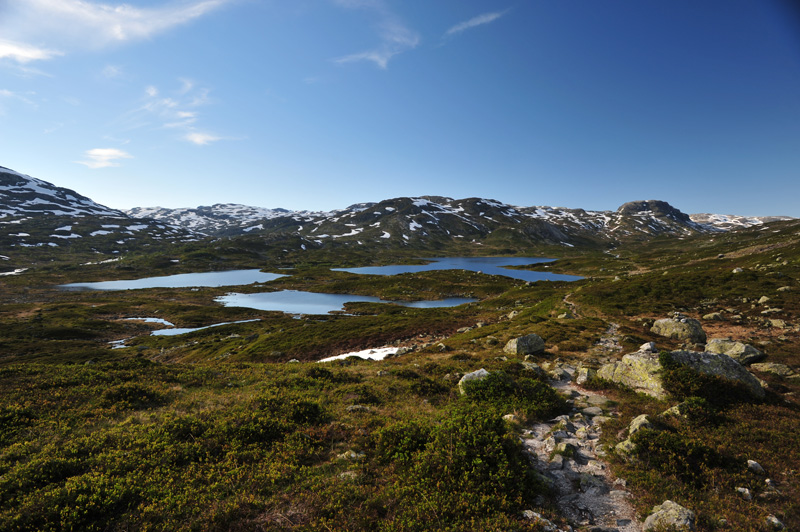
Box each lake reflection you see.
[333,257,581,282]
[60,269,285,291]
[216,290,475,315]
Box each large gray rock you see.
[669,350,765,399]
[503,334,545,355]
[458,368,490,395]
[706,338,766,365]
[643,500,696,531]
[651,315,706,344]
[597,348,765,399]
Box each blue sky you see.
[1,0,799,216]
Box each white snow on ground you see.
[243,224,263,232]
[380,232,391,239]
[51,233,82,239]
[0,255,9,260]
[317,347,399,363]
[0,268,28,276]
[55,225,72,231]
[409,220,422,231]
[90,230,113,236]
[126,224,148,231]
[332,228,363,238]
[124,317,175,327]
[81,257,122,266]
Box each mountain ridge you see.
[0,165,793,253]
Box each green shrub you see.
[100,384,165,411]
[389,405,546,528]
[461,371,567,422]
[630,429,739,488]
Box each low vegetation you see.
[1,219,799,530]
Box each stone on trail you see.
[643,500,696,531]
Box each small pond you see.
[333,256,582,282]
[216,290,476,315]
[60,269,285,291]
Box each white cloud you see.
[0,39,63,63]
[102,64,123,78]
[0,0,232,58]
[333,0,419,69]
[444,10,510,38]
[145,86,158,97]
[75,148,133,169]
[184,132,221,145]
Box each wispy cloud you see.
[75,148,133,169]
[102,65,123,79]
[120,79,227,146]
[444,10,510,38]
[0,0,232,60]
[184,132,222,145]
[0,39,63,63]
[333,0,419,69]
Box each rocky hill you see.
[127,196,784,249]
[1,165,791,254]
[0,166,195,254]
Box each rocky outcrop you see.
[597,344,765,399]
[504,334,545,355]
[642,500,695,531]
[705,338,765,365]
[651,314,706,344]
[670,350,765,398]
[596,345,664,397]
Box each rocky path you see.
[522,381,642,532]
[520,322,642,532]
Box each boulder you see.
[705,338,766,365]
[597,349,765,399]
[503,334,545,355]
[643,500,696,531]
[457,368,490,395]
[651,315,706,343]
[670,350,765,399]
[597,351,665,397]
[703,312,723,321]
[750,362,796,378]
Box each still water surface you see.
[60,269,285,290]
[334,257,582,282]
[216,290,476,315]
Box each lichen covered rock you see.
[651,314,707,344]
[706,338,765,365]
[643,500,696,531]
[597,351,666,397]
[597,348,765,399]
